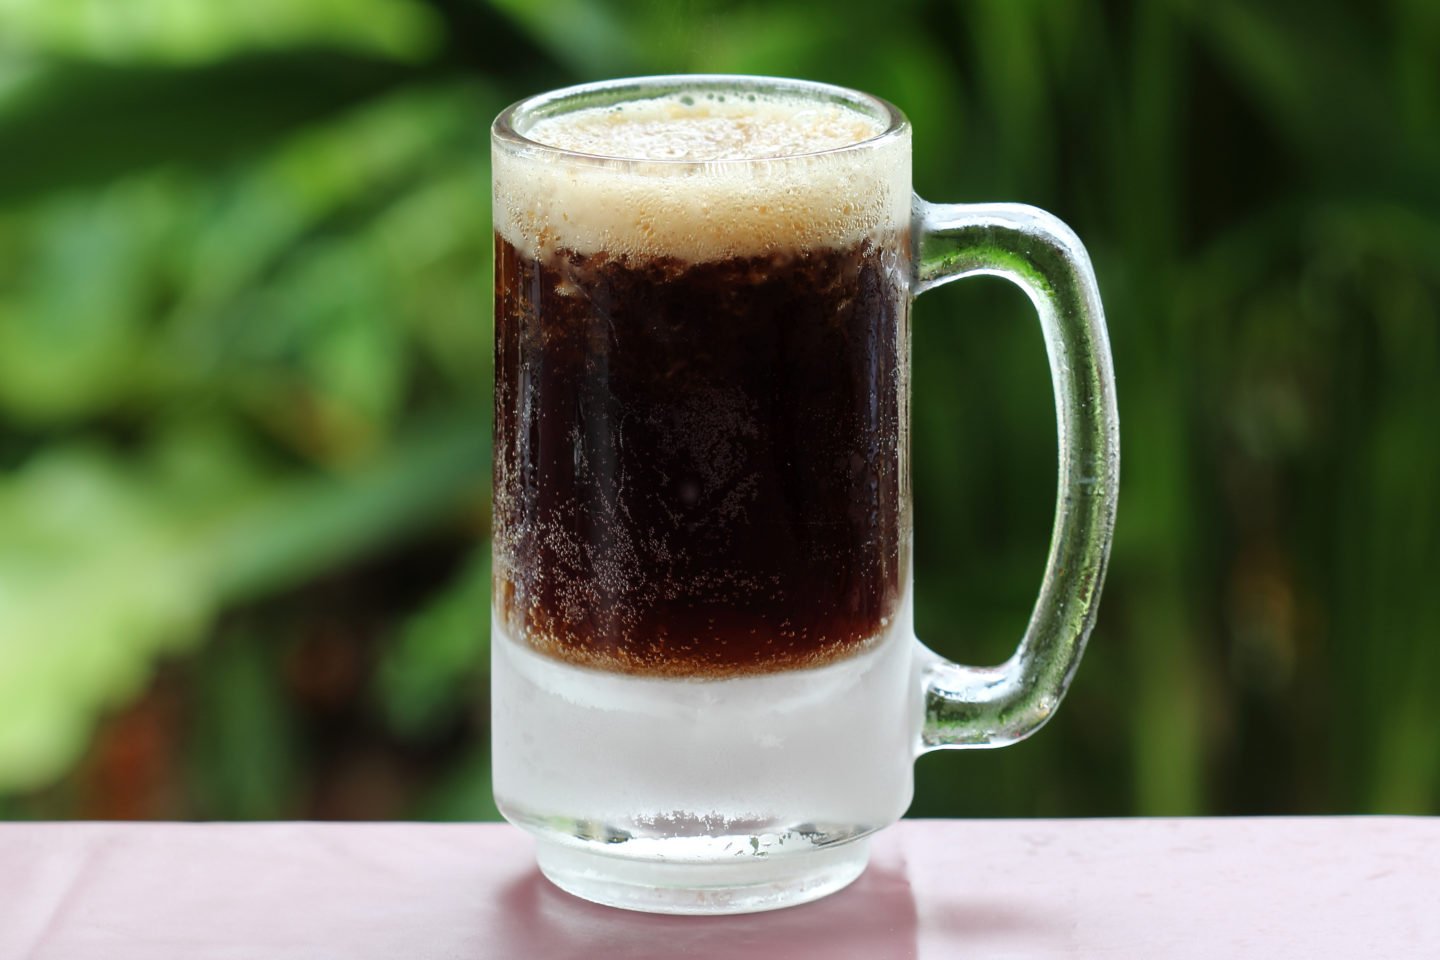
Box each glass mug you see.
[490,75,1118,914]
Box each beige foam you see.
[493,93,911,262]
[525,95,889,162]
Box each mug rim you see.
[492,74,910,168]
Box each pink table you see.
[2,819,1435,958]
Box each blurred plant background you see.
[0,0,1436,821]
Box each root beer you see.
[491,92,912,678]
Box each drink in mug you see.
[490,76,1119,914]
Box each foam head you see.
[493,88,912,262]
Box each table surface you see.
[2,818,1436,959]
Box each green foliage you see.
[0,445,212,790]
[0,0,1436,819]
[0,415,486,793]
[186,626,302,820]
[378,547,491,740]
[0,0,441,64]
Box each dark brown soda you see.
[493,232,907,678]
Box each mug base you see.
[533,835,872,915]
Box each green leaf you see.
[0,81,495,435]
[0,448,214,792]
[0,50,436,205]
[412,747,502,822]
[185,628,301,820]
[484,0,643,76]
[0,0,443,65]
[0,411,488,794]
[377,546,491,740]
[1190,0,1440,209]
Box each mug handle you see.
[911,200,1120,750]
